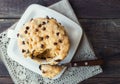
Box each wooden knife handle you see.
[71,59,104,67]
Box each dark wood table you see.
[0,0,120,84]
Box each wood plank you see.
[79,19,120,77]
[44,0,120,19]
[0,61,9,76]
[79,19,120,56]
[0,19,17,33]
[0,76,13,84]
[1,76,120,84]
[1,19,120,83]
[80,77,120,84]
[0,0,45,18]
[1,0,120,18]
[1,19,120,77]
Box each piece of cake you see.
[39,64,64,78]
[17,17,70,65]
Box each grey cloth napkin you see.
[0,0,102,84]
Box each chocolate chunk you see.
[24,30,27,34]
[42,22,46,25]
[22,49,26,53]
[42,27,46,31]
[40,44,44,48]
[46,16,49,19]
[35,29,39,32]
[39,65,41,70]
[40,37,43,41]
[54,42,57,45]
[38,24,42,27]
[22,41,25,45]
[59,39,62,43]
[26,26,29,30]
[56,32,60,36]
[46,35,49,39]
[55,59,62,62]
[17,33,19,37]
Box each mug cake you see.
[17,16,70,78]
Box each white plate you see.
[7,4,83,79]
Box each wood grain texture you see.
[0,19,120,78]
[80,77,120,84]
[80,19,120,78]
[0,76,13,84]
[0,19,17,33]
[0,0,45,18]
[0,0,120,18]
[0,0,120,83]
[0,62,9,76]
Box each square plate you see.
[7,4,83,79]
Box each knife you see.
[60,59,104,67]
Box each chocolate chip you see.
[35,29,39,32]
[42,27,46,31]
[47,20,49,23]
[26,26,29,30]
[31,52,35,59]
[42,70,46,73]
[30,18,33,21]
[46,35,49,39]
[59,39,62,43]
[42,22,46,25]
[41,57,46,60]
[51,17,54,19]
[55,59,62,62]
[59,23,61,25]
[17,33,19,37]
[22,41,25,45]
[26,50,29,53]
[56,32,60,36]
[32,50,35,53]
[40,44,44,48]
[24,30,27,34]
[47,57,51,58]
[51,17,56,21]
[38,24,42,27]
[31,55,34,59]
[46,16,49,19]
[27,41,29,44]
[40,37,43,41]
[54,42,57,45]
[22,49,26,53]
[39,65,41,70]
